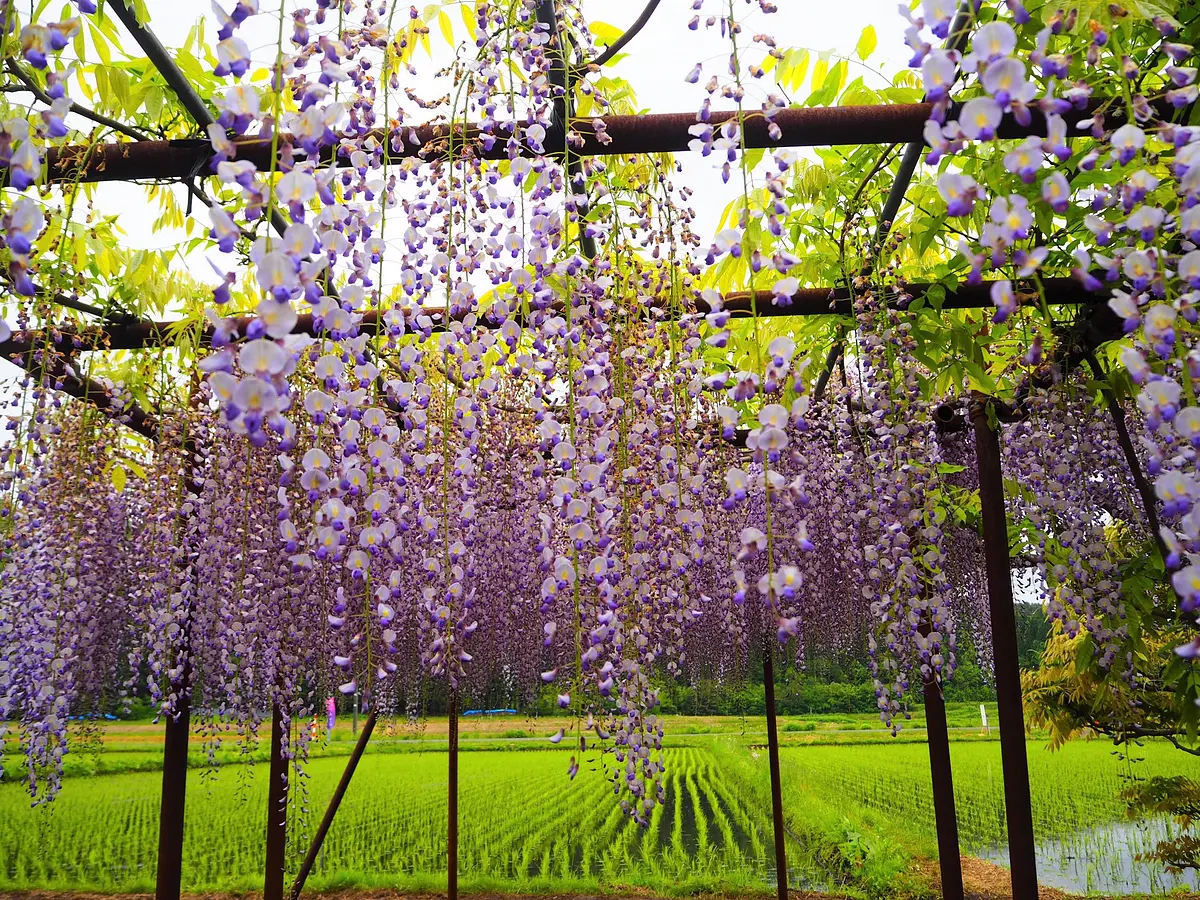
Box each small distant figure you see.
[326,696,337,733]
[309,714,319,742]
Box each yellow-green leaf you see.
[459,3,477,40]
[589,20,623,45]
[144,85,164,119]
[91,22,111,65]
[111,465,127,493]
[855,24,876,61]
[109,69,130,114]
[779,48,809,92]
[437,10,454,46]
[810,57,828,93]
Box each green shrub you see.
[783,721,816,733]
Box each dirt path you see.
[915,854,1200,899]
[915,855,1072,899]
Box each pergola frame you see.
[1,2,1141,899]
[30,96,1133,184]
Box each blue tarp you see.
[462,708,518,716]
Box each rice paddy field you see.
[770,741,1200,895]
[0,710,1197,897]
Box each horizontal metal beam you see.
[0,276,1104,358]
[3,346,159,441]
[34,98,1130,185]
[0,270,1108,446]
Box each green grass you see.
[0,724,1195,897]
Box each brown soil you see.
[915,854,1200,899]
[914,855,1070,899]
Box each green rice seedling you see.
[3,736,1194,897]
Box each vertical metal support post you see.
[1084,353,1172,567]
[761,635,789,900]
[155,662,191,900]
[972,401,1039,899]
[535,0,599,261]
[289,710,378,900]
[264,706,289,900]
[448,690,460,900]
[922,666,963,900]
[157,421,202,900]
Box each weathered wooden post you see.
[922,657,963,900]
[157,407,202,900]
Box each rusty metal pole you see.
[921,662,963,900]
[914,567,963,900]
[289,710,378,900]
[155,419,202,900]
[155,663,191,900]
[0,277,1103,362]
[264,706,289,900]
[761,634,789,900]
[33,97,1156,185]
[1082,352,1173,567]
[448,690,460,900]
[971,400,1039,899]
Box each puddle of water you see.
[977,818,1200,894]
[756,859,832,894]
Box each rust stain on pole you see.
[447,690,460,900]
[971,399,1039,900]
[761,634,789,900]
[32,99,1141,185]
[264,706,289,900]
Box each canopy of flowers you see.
[0,0,1195,825]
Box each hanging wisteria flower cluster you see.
[910,0,1200,669]
[2,0,1198,813]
